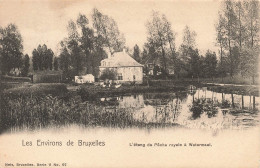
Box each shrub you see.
[99,68,117,81]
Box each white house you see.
[75,74,95,84]
[99,49,143,84]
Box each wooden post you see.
[253,96,255,110]
[241,95,244,109]
[231,94,234,108]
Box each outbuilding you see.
[75,74,95,84]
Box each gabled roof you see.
[100,51,143,67]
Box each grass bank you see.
[2,83,68,98]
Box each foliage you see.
[92,8,126,54]
[133,44,141,62]
[146,11,177,76]
[216,0,259,83]
[99,68,117,81]
[203,51,218,78]
[58,10,123,79]
[32,44,54,71]
[53,57,59,71]
[21,54,30,76]
[190,99,218,119]
[0,24,23,74]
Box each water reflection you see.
[1,87,259,133]
[100,88,259,130]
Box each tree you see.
[32,44,54,71]
[179,26,197,63]
[66,20,85,76]
[215,13,227,80]
[46,49,54,70]
[77,13,93,74]
[54,57,59,71]
[32,49,39,71]
[36,45,43,70]
[182,26,197,49]
[187,48,200,78]
[204,51,218,79]
[21,54,30,76]
[133,44,141,62]
[0,24,23,74]
[242,0,259,83]
[177,26,197,78]
[59,45,70,74]
[92,8,125,54]
[216,0,259,83]
[99,68,117,81]
[146,11,177,76]
[222,0,238,77]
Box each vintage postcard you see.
[0,0,259,167]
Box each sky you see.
[0,0,221,56]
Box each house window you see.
[118,73,123,80]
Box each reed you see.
[0,94,179,133]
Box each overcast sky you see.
[0,0,221,56]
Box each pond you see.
[0,86,259,133]
[98,87,259,130]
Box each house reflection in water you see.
[100,89,259,129]
[118,95,144,109]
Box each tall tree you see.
[217,0,259,83]
[179,26,197,64]
[223,0,237,77]
[215,13,227,81]
[187,48,201,78]
[92,8,125,54]
[242,0,259,83]
[59,44,70,75]
[0,24,23,74]
[204,51,218,79]
[146,11,176,76]
[67,20,85,75]
[133,44,141,62]
[54,57,59,71]
[21,54,30,76]
[46,49,54,70]
[77,13,94,74]
[32,44,54,71]
[32,49,39,71]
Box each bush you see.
[99,68,117,81]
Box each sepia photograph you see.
[0,0,259,167]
